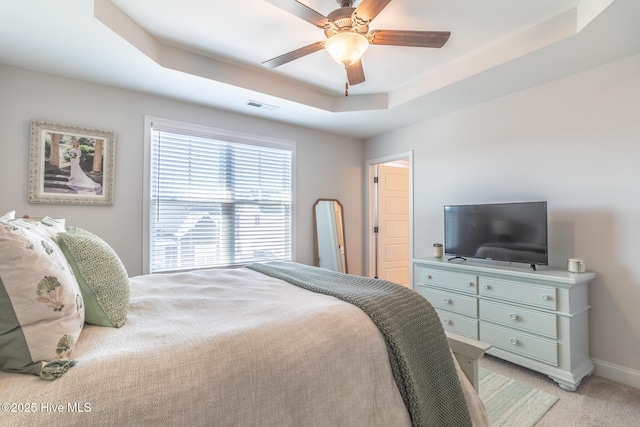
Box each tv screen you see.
[444,201,548,266]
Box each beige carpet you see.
[480,355,640,426]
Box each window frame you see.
[142,116,296,274]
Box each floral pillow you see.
[0,215,84,380]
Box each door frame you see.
[365,151,414,288]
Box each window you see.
[144,117,294,273]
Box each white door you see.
[377,164,410,287]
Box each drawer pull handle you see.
[510,338,518,345]
[444,318,451,325]
[509,313,518,321]
[443,298,451,304]
[426,274,433,280]
[541,294,549,301]
[466,281,474,287]
[483,284,489,289]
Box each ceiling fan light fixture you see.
[325,31,369,65]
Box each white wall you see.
[0,64,364,277]
[365,53,640,386]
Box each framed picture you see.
[29,121,115,205]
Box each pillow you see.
[11,216,66,237]
[41,216,66,230]
[57,227,129,328]
[0,217,84,380]
[0,211,15,221]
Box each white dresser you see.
[413,257,595,391]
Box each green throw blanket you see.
[246,262,472,427]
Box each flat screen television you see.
[444,201,548,267]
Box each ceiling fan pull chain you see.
[345,67,349,97]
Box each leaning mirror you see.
[313,199,348,273]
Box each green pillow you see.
[58,227,130,328]
[0,217,84,380]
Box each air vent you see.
[246,100,279,111]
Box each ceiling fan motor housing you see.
[324,8,369,38]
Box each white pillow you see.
[0,217,84,379]
[0,211,15,221]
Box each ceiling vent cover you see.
[246,100,279,111]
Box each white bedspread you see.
[0,267,486,426]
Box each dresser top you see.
[413,257,595,286]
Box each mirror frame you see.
[313,198,348,274]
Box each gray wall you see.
[365,53,640,387]
[0,64,364,277]
[2,51,639,387]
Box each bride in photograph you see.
[66,140,102,194]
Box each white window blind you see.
[148,119,293,273]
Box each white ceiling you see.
[0,0,638,139]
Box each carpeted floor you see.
[480,355,640,426]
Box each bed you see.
[0,214,488,426]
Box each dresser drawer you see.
[480,323,558,366]
[416,267,477,294]
[479,277,557,310]
[418,286,478,316]
[480,300,557,339]
[435,309,478,340]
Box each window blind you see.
[149,121,293,273]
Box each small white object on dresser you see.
[413,257,595,391]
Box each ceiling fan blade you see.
[353,0,392,23]
[346,59,365,85]
[264,0,328,27]
[368,29,451,48]
[262,41,325,68]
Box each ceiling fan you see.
[262,0,451,94]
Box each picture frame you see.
[29,121,115,205]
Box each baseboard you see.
[592,358,640,389]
